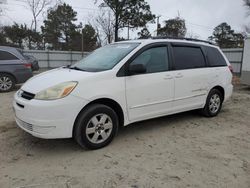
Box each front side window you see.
[130,47,169,73]
[0,50,18,60]
[72,43,140,72]
[173,46,206,70]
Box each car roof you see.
[0,46,25,60]
[115,38,218,49]
[0,45,20,51]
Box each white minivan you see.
[13,39,233,149]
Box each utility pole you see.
[156,15,161,36]
[127,21,130,40]
[81,29,84,57]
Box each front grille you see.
[21,91,35,100]
[16,118,33,131]
[16,102,24,108]
[16,117,55,134]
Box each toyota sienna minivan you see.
[13,39,233,149]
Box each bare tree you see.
[93,24,103,47]
[243,24,250,34]
[88,9,114,45]
[0,3,2,16]
[0,0,7,17]
[26,0,52,31]
[245,0,250,8]
[95,10,115,44]
[186,31,200,39]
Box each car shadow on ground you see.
[119,110,200,135]
[15,110,202,153]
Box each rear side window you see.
[173,46,206,70]
[130,46,169,73]
[0,50,18,60]
[206,47,227,67]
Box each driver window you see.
[130,46,169,73]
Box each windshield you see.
[72,43,140,72]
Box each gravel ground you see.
[0,85,250,188]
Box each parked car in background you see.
[0,46,33,92]
[13,38,233,149]
[24,54,40,71]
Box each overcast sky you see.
[1,0,250,40]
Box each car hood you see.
[21,68,94,94]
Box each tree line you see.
[0,0,249,50]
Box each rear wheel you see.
[201,89,223,117]
[0,73,15,92]
[74,104,119,150]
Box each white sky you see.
[1,0,250,40]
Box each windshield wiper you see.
[66,66,86,72]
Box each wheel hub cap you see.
[209,94,221,114]
[0,76,12,91]
[86,114,113,144]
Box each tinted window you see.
[173,46,206,70]
[206,47,227,67]
[0,50,18,60]
[131,47,169,73]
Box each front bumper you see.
[13,92,88,139]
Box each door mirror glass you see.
[129,64,146,75]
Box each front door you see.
[125,46,174,122]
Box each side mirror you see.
[129,64,146,75]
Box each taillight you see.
[228,65,233,73]
[24,63,32,69]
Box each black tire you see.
[0,73,15,92]
[201,89,223,117]
[74,104,119,150]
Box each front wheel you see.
[201,89,223,117]
[74,104,119,150]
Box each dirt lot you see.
[0,85,250,188]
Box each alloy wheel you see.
[209,94,221,114]
[85,113,113,144]
[0,76,13,91]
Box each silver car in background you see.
[0,46,33,92]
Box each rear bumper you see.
[224,84,233,102]
[31,62,40,71]
[15,70,33,84]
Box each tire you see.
[74,104,119,150]
[0,73,15,92]
[201,89,223,117]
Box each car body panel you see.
[22,68,94,94]
[125,72,174,122]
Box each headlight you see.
[34,81,78,100]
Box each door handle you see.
[164,75,173,80]
[175,73,183,78]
